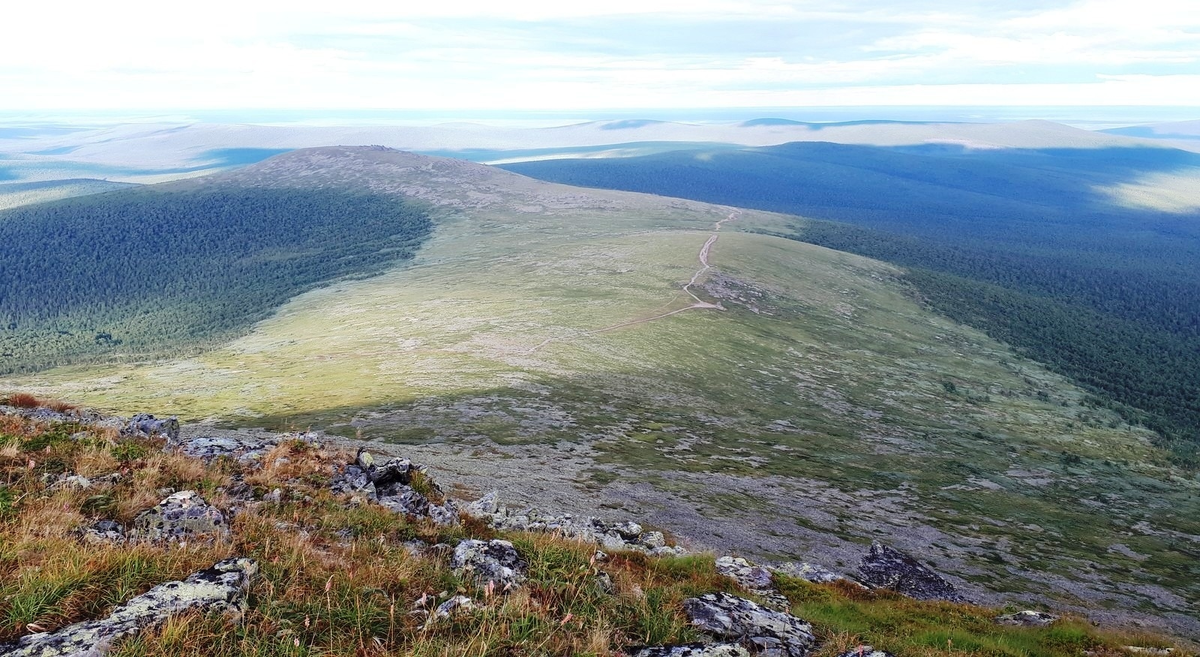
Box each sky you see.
[2,0,1198,112]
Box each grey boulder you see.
[768,562,847,585]
[631,644,751,657]
[452,539,528,589]
[130,491,228,542]
[123,414,179,441]
[683,592,816,657]
[715,556,790,611]
[856,542,961,602]
[836,646,895,657]
[996,610,1060,627]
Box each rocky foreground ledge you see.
[0,401,1185,657]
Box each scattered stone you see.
[428,500,460,526]
[45,473,93,491]
[0,404,125,431]
[768,562,847,585]
[640,531,667,549]
[837,645,894,657]
[463,491,686,555]
[715,556,790,611]
[996,610,1060,627]
[464,491,500,517]
[596,571,616,595]
[263,488,283,505]
[683,592,816,657]
[1125,648,1174,656]
[378,488,430,516]
[130,491,228,543]
[403,540,429,556]
[123,414,180,441]
[80,520,126,544]
[0,558,257,657]
[174,432,320,466]
[452,539,528,589]
[433,595,476,619]
[857,542,961,602]
[631,644,751,657]
[356,448,375,470]
[332,455,459,526]
[717,556,775,590]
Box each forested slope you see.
[0,185,431,373]
[503,144,1200,462]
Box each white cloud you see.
[1,0,1197,110]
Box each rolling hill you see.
[500,143,1200,463]
[1,147,1198,637]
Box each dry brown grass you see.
[4,393,42,409]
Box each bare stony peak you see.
[189,146,539,209]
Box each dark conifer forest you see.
[0,186,431,373]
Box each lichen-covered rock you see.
[836,645,894,657]
[371,457,416,489]
[717,556,774,590]
[130,491,228,542]
[715,556,790,611]
[0,404,125,432]
[123,413,179,441]
[0,558,257,657]
[857,542,961,602]
[378,487,430,516]
[683,592,816,657]
[332,455,458,523]
[433,595,476,619]
[631,644,751,657]
[174,432,320,466]
[80,520,126,544]
[463,491,685,555]
[768,562,847,585]
[428,500,460,526]
[996,610,1060,627]
[452,539,528,589]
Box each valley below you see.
[2,145,1199,641]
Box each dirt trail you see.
[526,211,740,353]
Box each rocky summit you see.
[0,401,1191,657]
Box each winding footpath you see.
[526,210,740,354]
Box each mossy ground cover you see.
[1,405,1191,656]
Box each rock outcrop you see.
[996,610,1060,627]
[331,451,459,526]
[464,491,686,556]
[715,556,791,611]
[170,431,319,464]
[123,413,180,441]
[451,539,528,589]
[836,645,894,657]
[129,491,228,542]
[767,561,848,585]
[856,542,961,602]
[631,644,752,657]
[683,592,817,657]
[0,558,257,657]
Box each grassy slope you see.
[0,410,1189,656]
[1,148,1198,635]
